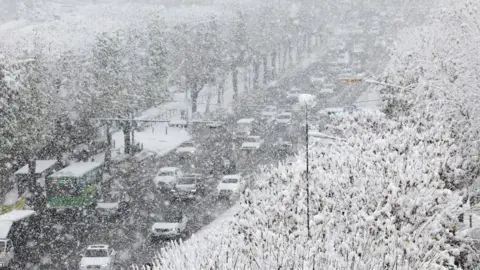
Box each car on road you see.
[353,44,365,55]
[216,175,245,200]
[275,112,292,125]
[338,68,354,79]
[79,245,117,270]
[352,60,362,72]
[370,26,380,35]
[260,105,278,122]
[234,118,256,139]
[176,141,197,156]
[240,136,264,151]
[96,192,132,221]
[287,87,302,102]
[150,211,188,240]
[310,72,326,88]
[318,107,344,117]
[171,174,206,200]
[319,83,336,96]
[154,167,183,190]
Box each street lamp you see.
[298,93,316,239]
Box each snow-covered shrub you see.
[381,0,480,189]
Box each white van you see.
[0,210,36,267]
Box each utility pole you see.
[305,103,311,238]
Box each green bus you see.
[46,162,104,208]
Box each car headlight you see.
[191,189,197,193]
[101,264,108,267]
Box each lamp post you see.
[299,93,315,239]
[305,102,310,239]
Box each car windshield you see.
[278,115,290,119]
[222,177,239,184]
[85,249,108,257]
[245,137,259,143]
[155,212,183,223]
[180,142,194,148]
[178,177,196,185]
[158,171,174,177]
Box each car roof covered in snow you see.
[14,160,57,175]
[0,221,13,239]
[222,174,241,179]
[49,162,103,178]
[0,210,35,222]
[237,118,255,124]
[87,244,109,250]
[159,167,179,172]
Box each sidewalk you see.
[90,92,191,163]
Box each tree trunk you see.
[123,122,131,155]
[217,81,223,105]
[105,122,112,172]
[262,54,268,85]
[271,51,277,80]
[232,65,238,102]
[191,81,200,113]
[288,41,293,66]
[253,60,260,90]
[244,65,249,93]
[27,158,36,195]
[283,45,288,71]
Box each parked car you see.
[150,211,188,240]
[79,245,117,270]
[171,174,206,200]
[154,167,183,190]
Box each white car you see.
[338,69,354,80]
[275,112,292,125]
[154,167,183,189]
[320,83,335,95]
[287,87,302,101]
[79,245,116,270]
[176,141,197,155]
[150,212,188,240]
[352,61,362,72]
[260,106,278,121]
[370,26,380,35]
[240,136,264,151]
[353,44,365,55]
[310,72,326,87]
[216,175,245,199]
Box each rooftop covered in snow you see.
[14,160,57,175]
[49,162,103,178]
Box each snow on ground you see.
[353,85,382,111]
[2,186,19,205]
[112,122,191,155]
[186,202,240,243]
